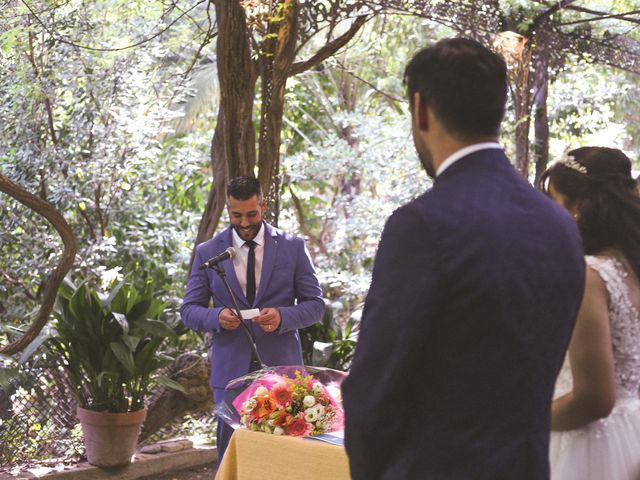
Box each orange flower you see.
[270,383,293,407]
[272,409,293,427]
[254,396,276,418]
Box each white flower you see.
[273,427,285,435]
[312,383,324,395]
[303,395,316,407]
[304,408,319,422]
[242,398,257,412]
[255,386,269,396]
[314,404,325,416]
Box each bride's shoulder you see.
[585,255,622,279]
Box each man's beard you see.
[412,126,435,179]
[417,147,436,179]
[234,223,261,241]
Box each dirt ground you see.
[139,463,217,480]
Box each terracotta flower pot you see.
[77,406,148,467]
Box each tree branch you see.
[2,272,38,301]
[0,174,76,355]
[288,15,368,77]
[20,0,207,52]
[558,9,640,26]
[528,0,577,33]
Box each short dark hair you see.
[226,176,262,201]
[404,37,508,139]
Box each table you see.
[215,428,351,480]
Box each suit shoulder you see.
[389,191,440,225]
[195,228,230,252]
[273,228,306,247]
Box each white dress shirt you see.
[231,223,265,298]
[436,142,503,177]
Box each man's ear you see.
[413,92,429,131]
[260,197,267,213]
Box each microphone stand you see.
[211,263,265,372]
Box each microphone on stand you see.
[199,247,236,270]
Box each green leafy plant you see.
[300,301,359,371]
[50,278,184,413]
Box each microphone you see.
[199,247,236,270]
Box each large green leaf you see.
[154,375,186,393]
[125,288,140,314]
[18,325,56,364]
[135,318,176,338]
[112,312,130,335]
[133,337,162,372]
[126,299,152,323]
[110,283,130,314]
[57,277,77,301]
[146,299,165,320]
[122,334,140,352]
[68,282,91,321]
[104,276,129,308]
[110,341,135,375]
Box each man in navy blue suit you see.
[342,38,585,479]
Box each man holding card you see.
[181,175,325,462]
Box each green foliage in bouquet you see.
[50,278,184,413]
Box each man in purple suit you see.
[181,176,325,462]
[342,39,585,479]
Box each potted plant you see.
[50,277,183,467]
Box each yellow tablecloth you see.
[215,428,351,480]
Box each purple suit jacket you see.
[181,222,325,389]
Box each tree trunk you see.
[257,0,300,224]
[513,42,533,178]
[532,48,550,186]
[190,1,258,256]
[0,174,76,355]
[192,115,229,251]
[192,4,367,245]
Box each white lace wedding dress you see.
[550,256,640,479]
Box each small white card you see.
[240,308,260,320]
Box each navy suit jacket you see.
[181,222,325,389]
[342,149,585,479]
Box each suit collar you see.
[216,222,280,307]
[435,148,511,182]
[436,142,503,177]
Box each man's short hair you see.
[226,176,263,201]
[404,37,508,139]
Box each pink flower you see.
[270,383,292,407]
[285,414,313,437]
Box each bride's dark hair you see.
[539,146,640,279]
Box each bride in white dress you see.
[540,146,640,479]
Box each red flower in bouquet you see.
[285,414,313,437]
[270,382,292,407]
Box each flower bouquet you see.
[216,365,346,437]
